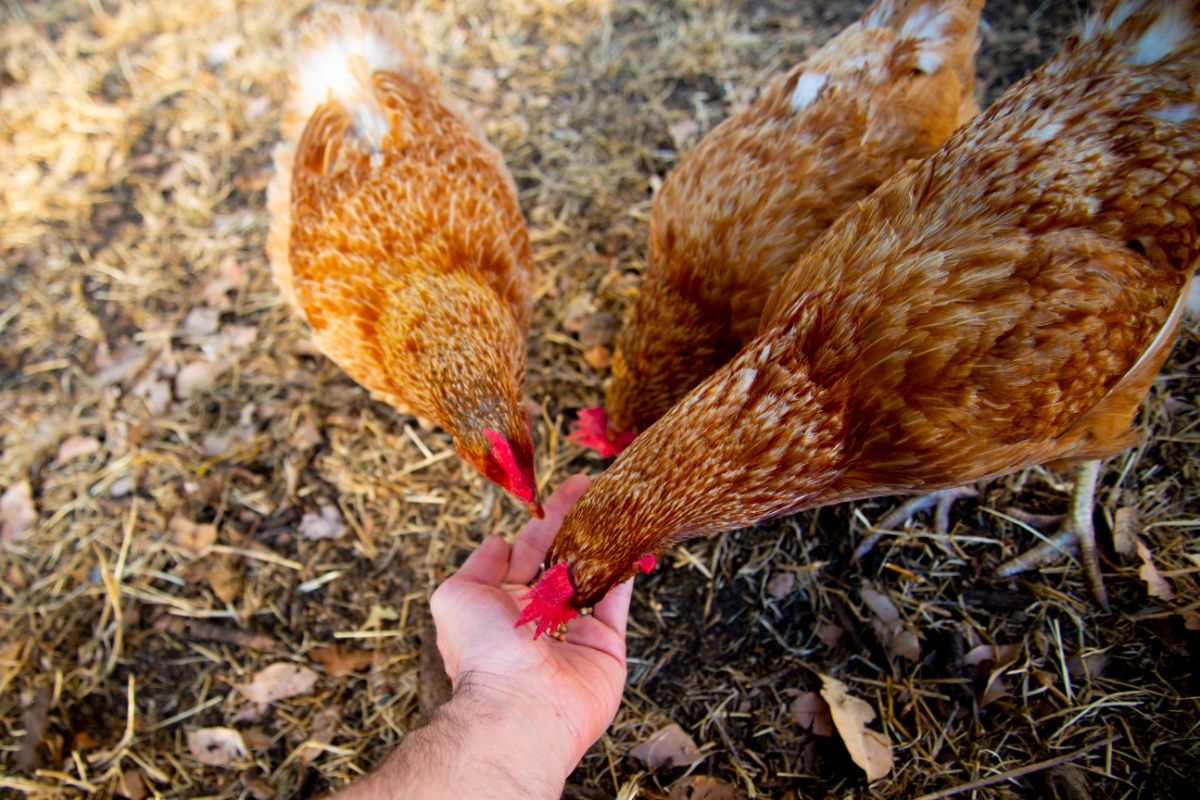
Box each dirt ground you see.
[2,0,1198,798]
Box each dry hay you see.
[2,0,1197,798]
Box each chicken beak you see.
[527,495,545,519]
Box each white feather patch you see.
[790,72,828,112]
[1130,5,1193,65]
[901,4,952,41]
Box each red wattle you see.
[637,553,657,574]
[515,561,579,639]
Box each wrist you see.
[355,688,568,800]
[450,674,579,788]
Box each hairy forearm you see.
[326,691,566,800]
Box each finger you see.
[506,473,591,584]
[562,616,626,662]
[591,576,634,639]
[453,535,511,586]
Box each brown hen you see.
[521,0,1199,636]
[267,7,543,516]
[572,0,983,455]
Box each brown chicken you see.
[520,0,1199,636]
[570,0,983,456]
[267,7,543,516]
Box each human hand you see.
[429,474,633,784]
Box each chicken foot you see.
[854,485,980,560]
[994,460,1110,611]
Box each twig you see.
[914,735,1121,800]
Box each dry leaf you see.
[299,505,346,541]
[767,571,796,600]
[819,674,893,782]
[300,706,342,769]
[788,691,833,737]
[1134,539,1174,600]
[310,645,377,677]
[1,480,36,544]
[175,360,222,398]
[561,294,596,333]
[964,643,1019,667]
[980,668,1011,708]
[203,554,243,604]
[173,515,217,555]
[1112,506,1139,556]
[631,723,702,769]
[241,772,275,800]
[1181,610,1200,631]
[861,581,920,661]
[203,255,247,308]
[815,622,843,648]
[668,117,699,151]
[116,768,147,800]
[235,662,319,704]
[182,307,220,337]
[577,311,619,349]
[53,435,101,465]
[668,775,739,800]
[186,727,247,766]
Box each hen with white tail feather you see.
[267,6,544,517]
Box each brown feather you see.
[545,0,1200,611]
[607,0,985,433]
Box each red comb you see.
[637,553,657,574]
[566,407,635,458]
[515,561,579,640]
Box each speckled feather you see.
[539,0,1200,614]
[606,0,984,434]
[266,7,539,510]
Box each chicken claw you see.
[994,461,1109,611]
[855,486,980,560]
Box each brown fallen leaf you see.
[299,505,346,541]
[310,644,377,678]
[815,622,844,648]
[819,674,893,782]
[53,435,101,466]
[668,775,740,800]
[788,691,833,737]
[202,554,243,605]
[631,723,702,769]
[861,581,920,662]
[235,662,319,704]
[186,727,247,767]
[173,515,217,556]
[242,771,276,800]
[175,360,223,399]
[299,706,342,769]
[1112,506,1139,556]
[203,254,247,308]
[963,643,1020,667]
[668,117,699,151]
[1134,539,1174,600]
[767,571,796,600]
[116,768,147,800]
[1,480,36,544]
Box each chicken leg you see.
[994,460,1109,611]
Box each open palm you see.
[430,475,633,773]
